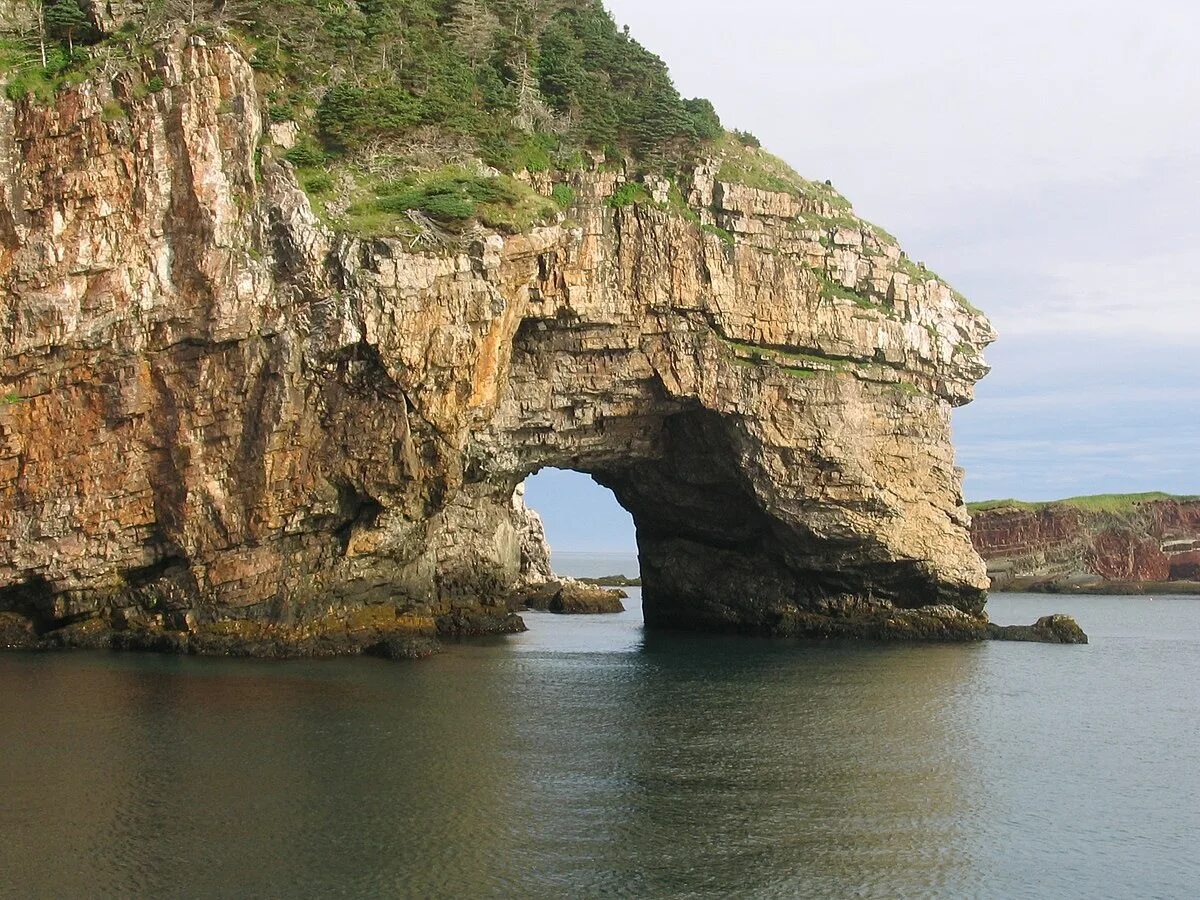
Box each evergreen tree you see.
[6,0,730,172]
[44,0,91,53]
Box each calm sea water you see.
[2,576,1198,898]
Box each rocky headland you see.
[970,493,1200,594]
[0,2,1084,653]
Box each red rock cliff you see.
[970,496,1200,590]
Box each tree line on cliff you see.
[3,0,728,174]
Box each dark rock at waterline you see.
[988,614,1088,644]
[517,581,626,615]
[0,612,38,650]
[437,608,528,636]
[365,636,442,660]
[0,604,459,660]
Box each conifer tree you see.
[44,0,90,53]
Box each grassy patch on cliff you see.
[1,40,96,102]
[716,133,810,195]
[296,163,561,239]
[721,338,853,375]
[969,492,1200,515]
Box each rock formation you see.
[0,32,1084,653]
[971,495,1200,593]
[518,581,626,616]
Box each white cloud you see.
[604,0,1200,499]
[996,249,1200,338]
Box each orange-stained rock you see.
[0,38,997,653]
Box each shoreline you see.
[990,581,1200,596]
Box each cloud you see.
[604,0,1199,501]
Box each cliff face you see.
[971,497,1200,591]
[0,37,1003,653]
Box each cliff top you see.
[969,493,1200,515]
[0,0,978,317]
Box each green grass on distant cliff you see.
[969,492,1199,515]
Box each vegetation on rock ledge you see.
[969,493,1200,515]
[0,0,985,318]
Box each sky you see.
[527,0,1199,553]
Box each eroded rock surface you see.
[0,37,1051,654]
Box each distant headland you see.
[969,493,1200,594]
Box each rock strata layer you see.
[971,497,1200,593]
[0,37,1078,654]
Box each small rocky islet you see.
[0,0,1084,656]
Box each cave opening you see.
[501,409,809,634]
[522,467,640,581]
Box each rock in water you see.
[988,615,1089,645]
[518,582,626,615]
[0,35,1004,655]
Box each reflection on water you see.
[2,592,1199,898]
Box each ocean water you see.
[2,589,1198,898]
[552,550,641,580]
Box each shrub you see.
[268,103,295,123]
[301,172,334,195]
[317,82,421,151]
[100,100,127,122]
[551,184,576,209]
[418,192,476,221]
[732,129,761,148]
[284,141,327,168]
[608,182,651,209]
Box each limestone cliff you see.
[0,34,1025,654]
[971,495,1200,593]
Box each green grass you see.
[1,393,22,405]
[715,133,809,196]
[2,39,61,103]
[296,164,559,239]
[608,182,652,209]
[812,269,888,313]
[1059,493,1198,513]
[967,499,1040,513]
[100,100,127,122]
[299,170,334,195]
[969,493,1200,515]
[703,223,735,246]
[892,381,924,397]
[550,184,576,209]
[722,338,852,373]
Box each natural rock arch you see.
[0,39,1016,653]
